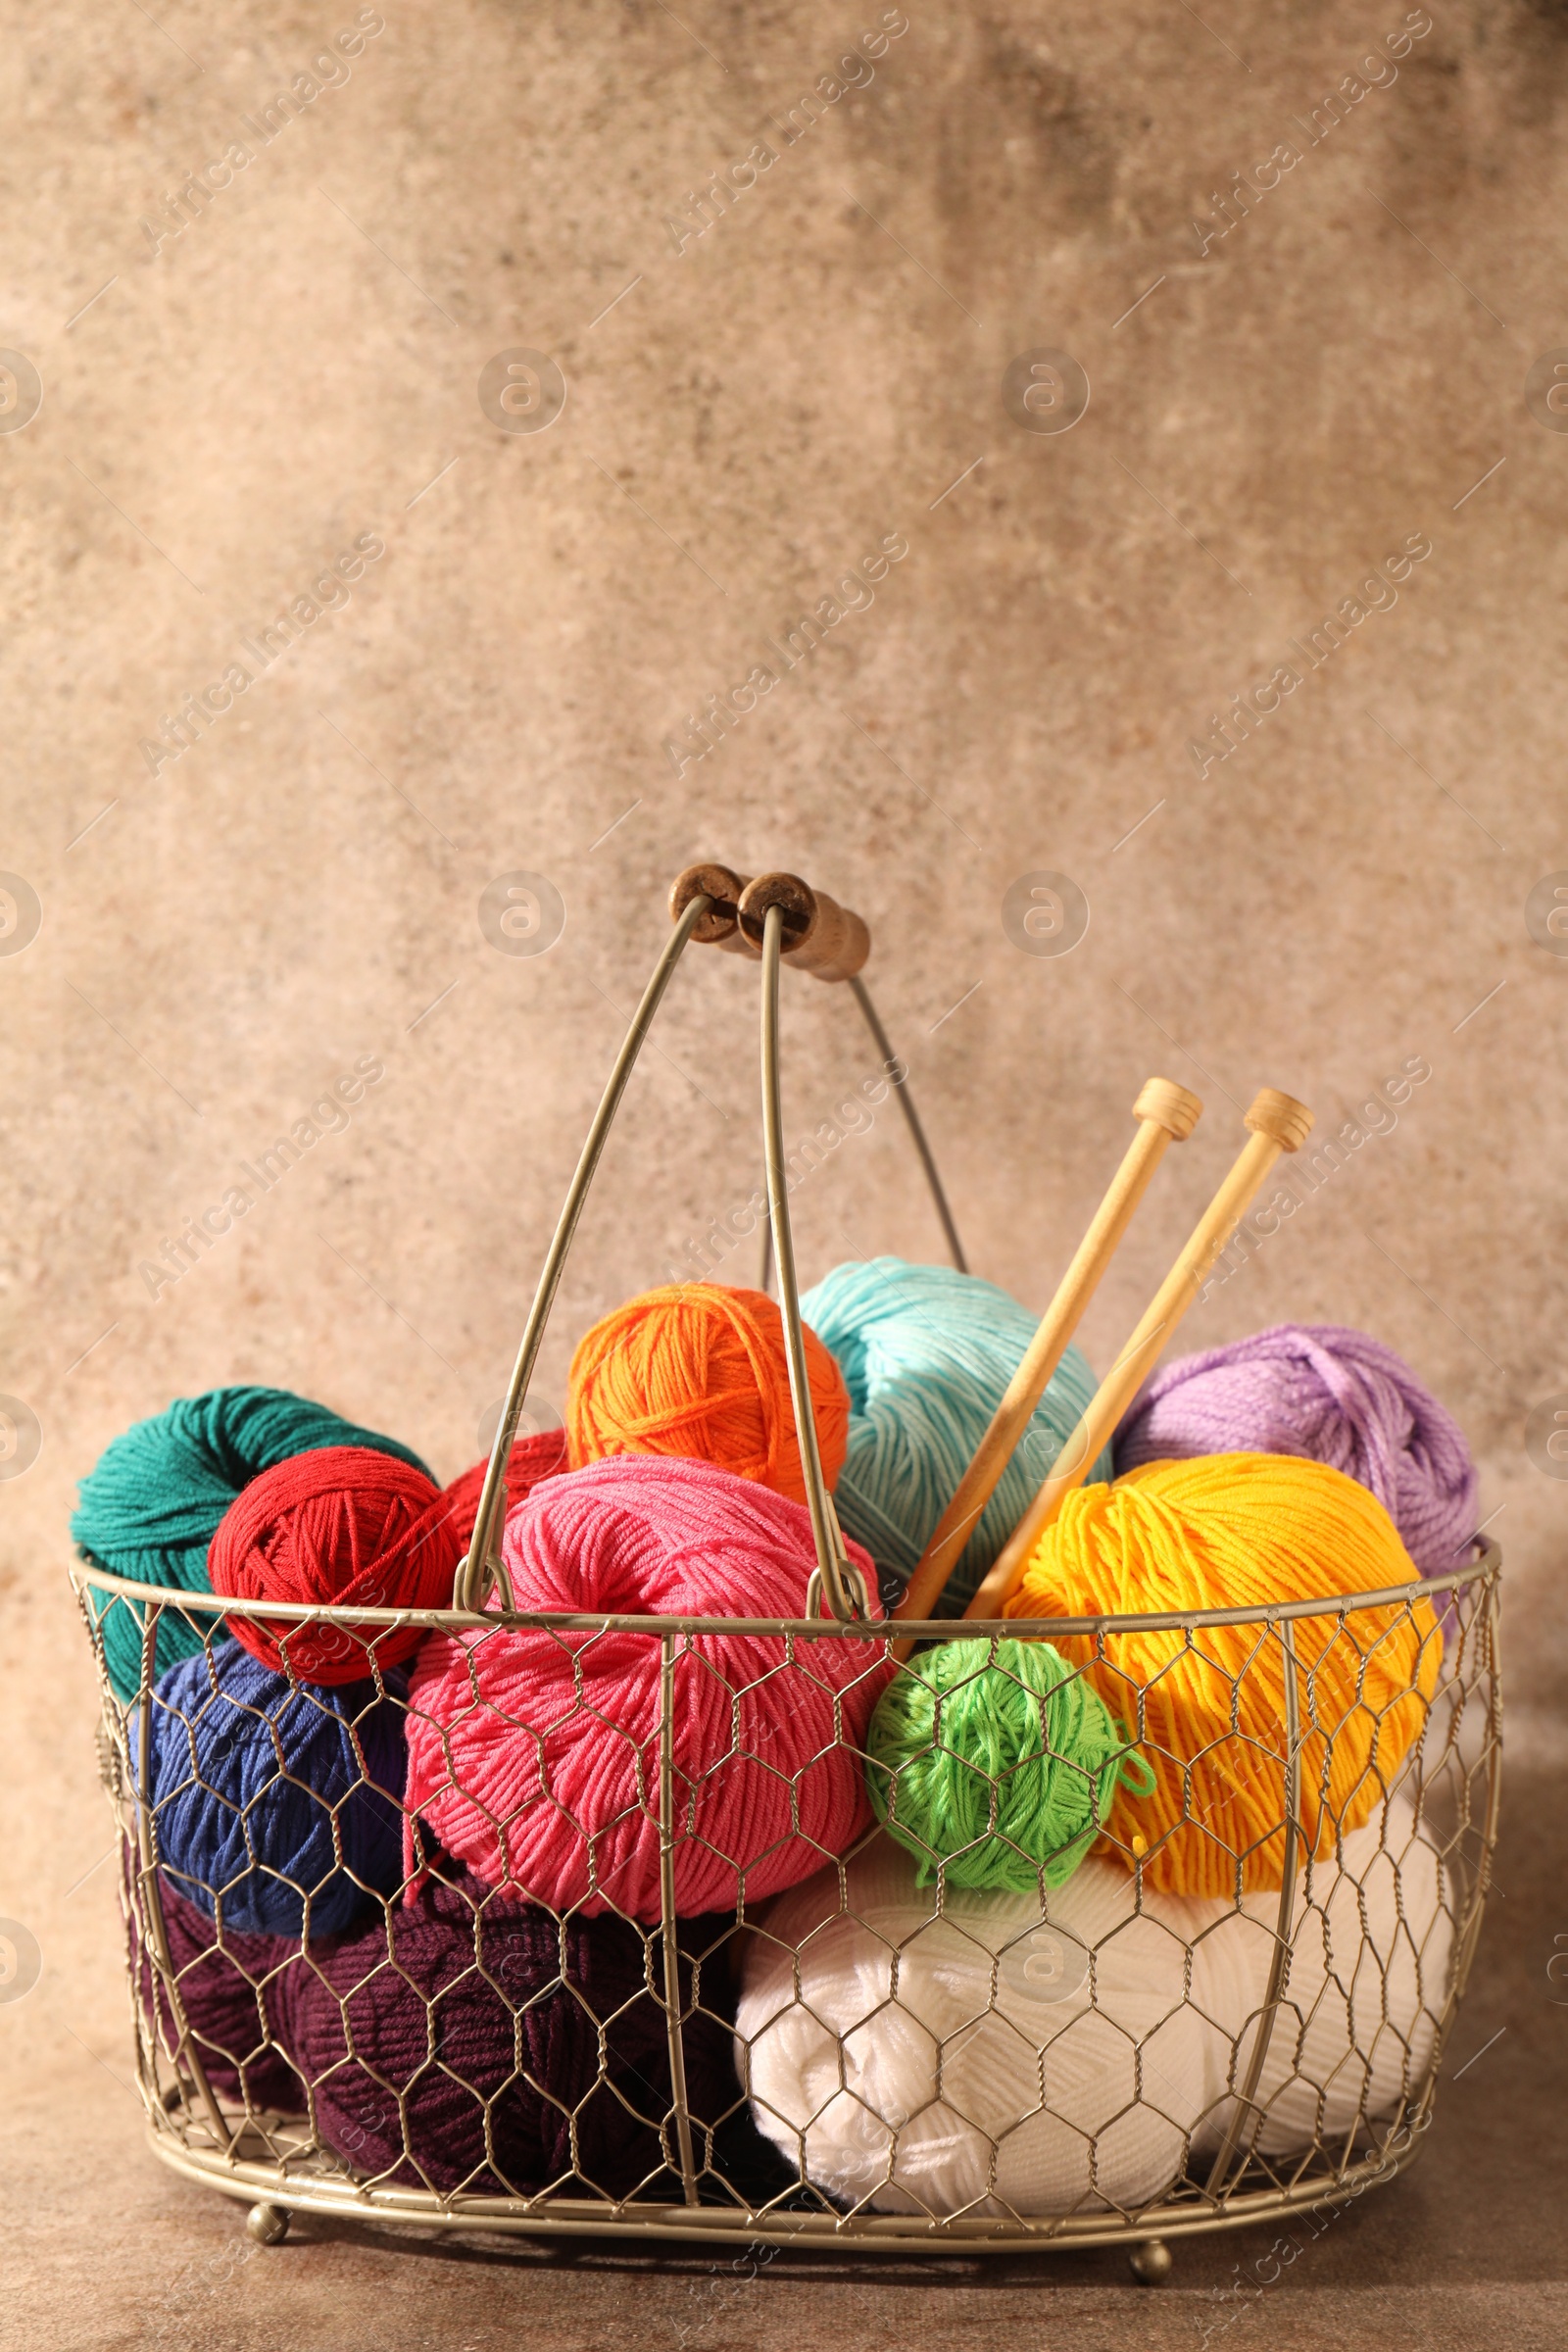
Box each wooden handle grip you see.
[738,872,870,983]
[889,1078,1201,1646]
[960,1086,1313,1621]
[668,863,760,956]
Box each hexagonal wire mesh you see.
[71,876,1501,2253]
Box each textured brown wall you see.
[2,1,1565,2342]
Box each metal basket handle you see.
[455,867,964,1618]
[757,898,865,1621]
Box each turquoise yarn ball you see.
[73,1388,432,1704]
[866,1638,1135,1893]
[800,1258,1111,1612]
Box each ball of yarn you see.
[142,1640,409,1937]
[132,1871,303,2110]
[738,1836,1211,2215]
[866,1639,1143,1893]
[440,1428,569,1551]
[1114,1324,1479,1580]
[74,1388,431,1702]
[404,1455,889,1921]
[1005,1455,1442,1896]
[799,1259,1110,1612]
[209,1446,464,1686]
[284,1871,736,2194]
[565,1283,849,1507]
[1190,1792,1451,2156]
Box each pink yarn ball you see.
[404,1454,889,1921]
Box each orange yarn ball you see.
[565,1284,850,1507]
[1004,1453,1441,1897]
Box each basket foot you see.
[246,2202,291,2247]
[1129,2238,1172,2285]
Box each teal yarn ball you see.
[800,1258,1112,1612]
[73,1388,432,1704]
[866,1638,1138,1893]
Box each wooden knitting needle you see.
[960,1087,1315,1623]
[889,1078,1202,1652]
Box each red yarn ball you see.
[209,1446,464,1685]
[404,1455,890,1921]
[439,1428,569,1553]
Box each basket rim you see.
[68,1533,1498,1643]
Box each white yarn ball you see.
[1190,1792,1453,2159]
[736,1838,1210,2218]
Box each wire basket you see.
[72,868,1501,2274]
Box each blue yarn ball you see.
[73,1386,432,1703]
[140,1640,410,1938]
[800,1258,1112,1614]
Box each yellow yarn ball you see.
[1004,1454,1441,1897]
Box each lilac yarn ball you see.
[1113,1325,1478,1579]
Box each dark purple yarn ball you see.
[281,1874,738,2196]
[133,1871,303,2110]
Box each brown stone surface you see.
[1,0,1564,2342]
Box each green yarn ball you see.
[800,1259,1113,1614]
[866,1638,1136,1893]
[73,1387,432,1703]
